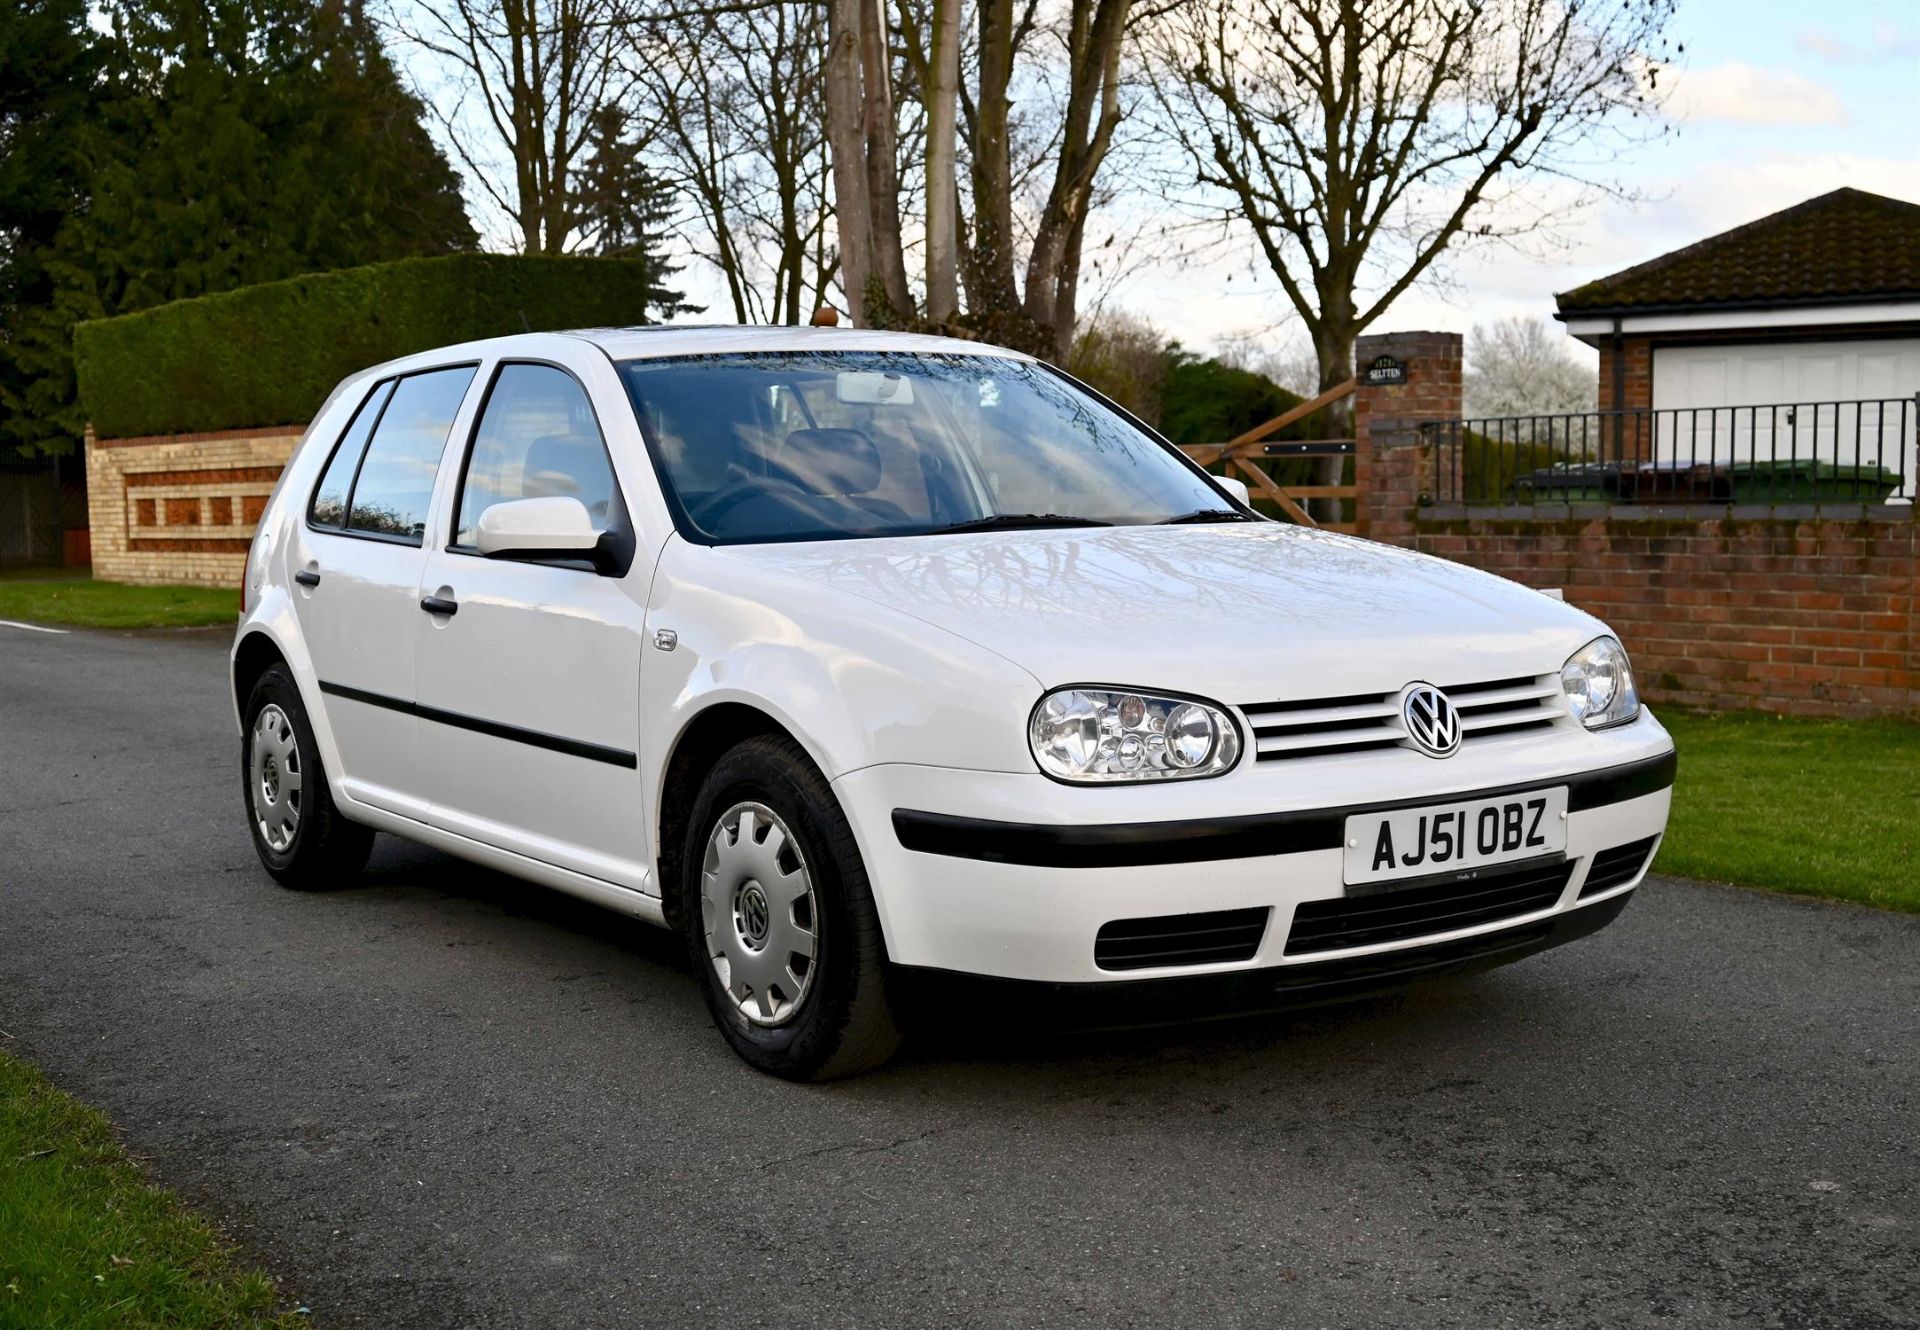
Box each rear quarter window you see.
[310,380,393,528]
[308,365,477,543]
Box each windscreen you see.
[618,351,1236,544]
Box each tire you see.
[680,735,902,1080]
[241,664,374,889]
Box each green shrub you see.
[74,254,675,438]
[1158,358,1306,448]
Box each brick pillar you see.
[1354,330,1461,548]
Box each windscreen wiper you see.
[1158,508,1255,524]
[934,513,1115,534]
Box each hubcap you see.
[700,802,818,1026]
[249,704,303,853]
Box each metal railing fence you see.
[1424,398,1916,508]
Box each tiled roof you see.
[1555,188,1920,314]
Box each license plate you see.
[1342,787,1569,888]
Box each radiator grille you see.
[1095,907,1270,971]
[1240,675,1564,762]
[1285,857,1576,956]
[1579,835,1659,898]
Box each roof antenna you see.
[518,309,532,333]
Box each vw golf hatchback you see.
[233,327,1675,1079]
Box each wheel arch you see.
[655,701,821,933]
[232,630,289,723]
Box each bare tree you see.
[957,0,1132,358]
[1465,316,1595,421]
[826,0,915,322]
[392,0,641,254]
[636,1,833,323]
[1146,0,1675,500]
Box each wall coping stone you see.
[1421,503,1918,528]
[91,424,307,450]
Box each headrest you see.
[523,434,611,507]
[777,428,883,496]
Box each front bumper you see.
[832,713,1673,985]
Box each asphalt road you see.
[2,625,1916,1329]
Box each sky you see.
[1092,0,1920,366]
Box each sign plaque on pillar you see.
[1363,354,1407,386]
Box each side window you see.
[345,366,477,543]
[309,380,393,528]
[454,363,619,547]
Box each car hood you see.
[727,524,1607,703]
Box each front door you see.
[411,359,651,888]
[290,364,478,817]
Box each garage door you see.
[1653,338,1918,497]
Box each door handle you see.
[420,594,459,617]
[294,569,321,587]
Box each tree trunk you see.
[923,0,961,322]
[824,0,871,323]
[1019,0,1127,357]
[966,0,1019,314]
[1312,318,1356,524]
[857,0,912,318]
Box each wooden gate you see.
[1178,377,1358,532]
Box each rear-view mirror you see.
[836,371,915,405]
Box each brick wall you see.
[1354,330,1919,718]
[85,425,304,587]
[1413,516,1918,717]
[1594,335,1652,410]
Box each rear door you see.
[410,356,652,888]
[290,363,479,817]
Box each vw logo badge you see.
[1401,683,1462,758]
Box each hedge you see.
[73,254,674,438]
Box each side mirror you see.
[476,496,602,559]
[1216,475,1252,508]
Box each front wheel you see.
[242,664,373,888]
[681,736,901,1080]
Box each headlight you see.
[1028,688,1241,782]
[1561,636,1640,729]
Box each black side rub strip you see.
[892,748,1676,868]
[318,681,638,769]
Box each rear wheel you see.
[242,665,373,888]
[681,735,901,1080]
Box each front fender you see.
[640,540,1045,876]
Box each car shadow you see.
[336,830,1545,1090]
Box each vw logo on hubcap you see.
[735,882,771,950]
[1401,683,1462,758]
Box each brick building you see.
[1556,188,1920,419]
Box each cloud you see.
[1665,61,1847,127]
[1795,29,1850,61]
[1792,22,1917,63]
[1871,20,1920,57]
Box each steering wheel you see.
[690,474,812,529]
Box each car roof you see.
[334,325,1036,399]
[571,324,1036,362]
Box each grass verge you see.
[1656,710,1919,912]
[0,1050,300,1328]
[0,575,234,630]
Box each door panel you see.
[290,364,480,815]
[413,559,650,885]
[411,359,653,888]
[290,527,428,813]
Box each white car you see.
[232,327,1674,1079]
